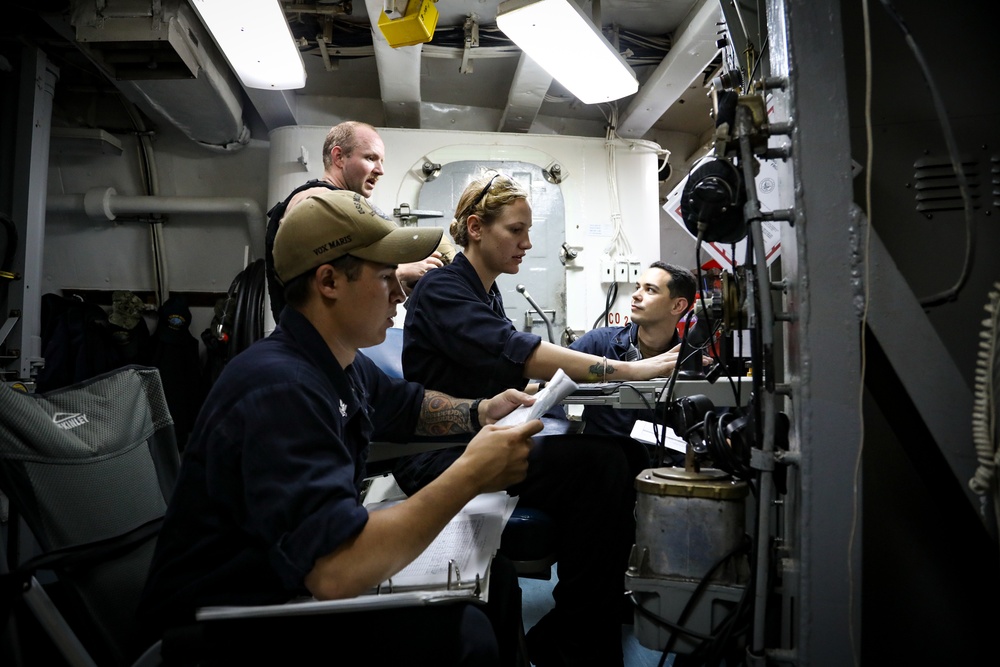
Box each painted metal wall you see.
[269,125,663,333]
[769,0,1000,663]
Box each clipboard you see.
[196,492,516,621]
[196,564,492,621]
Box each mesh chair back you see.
[0,365,180,666]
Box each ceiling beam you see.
[617,0,722,139]
[497,54,553,133]
[365,0,422,127]
[244,89,299,131]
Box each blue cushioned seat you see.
[359,327,404,379]
[498,508,557,578]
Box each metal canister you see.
[633,467,749,584]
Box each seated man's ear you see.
[314,265,339,296]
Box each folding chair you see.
[0,365,180,667]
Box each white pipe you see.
[47,187,265,260]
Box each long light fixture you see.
[189,0,306,90]
[496,0,638,105]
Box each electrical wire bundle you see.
[591,103,673,330]
[592,280,619,330]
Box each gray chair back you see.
[0,365,179,666]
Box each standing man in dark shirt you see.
[140,189,542,666]
[264,121,447,320]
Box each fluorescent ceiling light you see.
[190,0,306,90]
[497,0,638,105]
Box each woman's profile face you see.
[476,198,533,276]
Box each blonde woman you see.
[395,173,686,666]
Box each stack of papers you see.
[368,491,518,592]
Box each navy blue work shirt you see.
[402,252,542,398]
[138,307,424,632]
[569,323,679,436]
[394,252,570,493]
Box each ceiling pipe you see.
[47,188,265,260]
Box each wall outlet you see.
[600,256,616,283]
[628,258,641,282]
[614,257,629,283]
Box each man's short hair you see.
[322,121,379,170]
[284,255,365,308]
[650,261,697,307]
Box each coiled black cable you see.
[228,258,266,358]
[703,410,755,480]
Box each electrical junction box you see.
[601,255,640,284]
[600,256,616,284]
[615,255,632,283]
[629,258,642,283]
[377,0,439,47]
[615,257,630,283]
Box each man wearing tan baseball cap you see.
[140,188,542,666]
[272,189,444,286]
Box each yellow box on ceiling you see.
[377,0,439,47]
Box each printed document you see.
[369,491,517,591]
[495,369,579,427]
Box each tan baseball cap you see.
[273,190,444,283]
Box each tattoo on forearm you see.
[416,390,471,436]
[587,360,617,382]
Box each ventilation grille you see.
[912,154,981,215]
